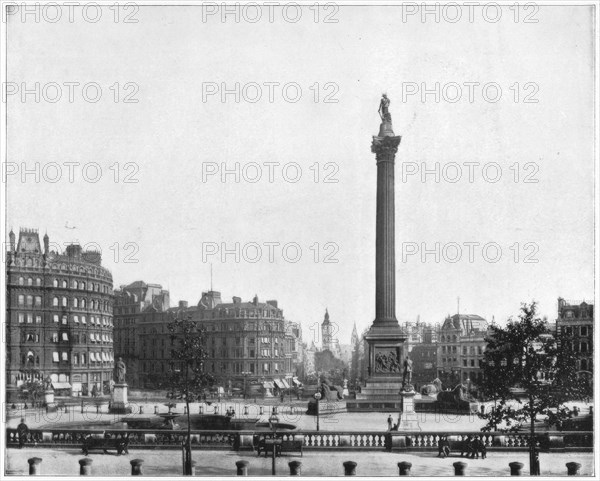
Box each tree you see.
[478,302,592,475]
[167,315,214,475]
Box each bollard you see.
[96,405,100,414]
[214,405,219,414]
[81,400,85,413]
[130,459,144,476]
[190,461,197,476]
[453,462,467,476]
[236,460,249,476]
[589,406,593,415]
[243,406,249,416]
[343,461,357,476]
[154,406,158,414]
[566,462,581,476]
[272,406,278,415]
[259,406,264,415]
[398,462,412,476]
[184,406,188,414]
[509,462,524,476]
[28,457,42,475]
[65,405,69,414]
[289,461,302,476]
[79,458,93,476]
[139,406,144,415]
[199,405,204,414]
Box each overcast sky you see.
[4,4,595,345]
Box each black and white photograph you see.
[1,1,598,478]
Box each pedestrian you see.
[461,435,473,457]
[17,418,29,449]
[438,435,450,458]
[387,414,393,431]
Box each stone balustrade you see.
[6,428,593,452]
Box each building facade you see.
[437,313,489,387]
[113,287,303,393]
[556,298,594,375]
[6,228,114,396]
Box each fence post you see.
[28,457,42,476]
[236,460,249,476]
[130,459,144,476]
[343,461,357,476]
[289,461,302,476]
[453,462,467,476]
[398,462,412,476]
[509,462,524,476]
[566,463,581,476]
[79,458,93,476]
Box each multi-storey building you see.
[6,228,114,396]
[113,287,302,393]
[437,313,488,387]
[556,298,594,375]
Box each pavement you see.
[4,446,595,477]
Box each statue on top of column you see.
[378,93,391,122]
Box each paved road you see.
[5,447,594,477]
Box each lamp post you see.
[268,414,280,476]
[314,392,322,431]
[241,371,251,400]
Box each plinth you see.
[43,390,57,412]
[110,383,132,414]
[397,389,421,431]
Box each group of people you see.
[437,434,487,459]
[225,406,236,418]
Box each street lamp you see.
[241,371,251,400]
[314,392,322,431]
[268,414,280,476]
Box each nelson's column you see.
[349,95,417,428]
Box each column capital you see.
[371,135,402,160]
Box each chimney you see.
[66,244,82,259]
[266,300,278,308]
[179,300,188,309]
[253,294,259,306]
[43,233,49,255]
[232,296,241,304]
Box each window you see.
[52,332,59,342]
[18,295,24,306]
[73,298,78,308]
[53,297,59,307]
[249,350,255,358]
[26,295,33,306]
[581,326,588,336]
[18,313,24,323]
[53,279,59,287]
[81,353,86,365]
[81,315,86,324]
[62,297,67,307]
[73,354,79,365]
[35,315,42,324]
[35,296,42,307]
[471,359,475,367]
[53,352,59,362]
[27,314,33,324]
[36,278,41,286]
[53,315,59,323]
[62,332,69,341]
[74,315,79,323]
[18,277,24,285]
[62,352,68,361]
[62,280,67,288]
[581,342,588,353]
[27,278,33,286]
[463,359,467,367]
[462,346,467,355]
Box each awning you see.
[280,379,290,389]
[292,377,302,386]
[71,382,82,391]
[273,379,285,389]
[263,381,274,389]
[52,382,71,389]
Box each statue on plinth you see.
[402,356,413,392]
[44,376,53,391]
[114,357,126,384]
[378,93,392,122]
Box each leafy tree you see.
[167,315,214,475]
[478,302,592,475]
[19,378,44,407]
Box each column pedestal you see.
[110,383,132,414]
